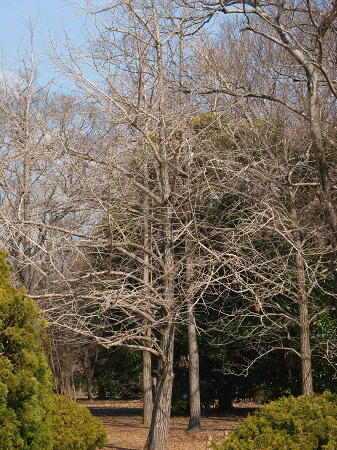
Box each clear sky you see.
[0,0,84,85]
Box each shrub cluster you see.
[51,395,107,450]
[212,393,337,450]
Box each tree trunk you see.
[307,68,337,302]
[291,190,314,394]
[185,180,201,430]
[308,68,337,239]
[143,349,153,425]
[142,189,153,425]
[144,325,174,450]
[86,372,93,401]
[296,238,313,394]
[144,6,175,446]
[299,298,313,394]
[187,303,201,429]
[295,232,313,394]
[85,351,94,401]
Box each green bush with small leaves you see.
[51,395,107,450]
[0,251,108,450]
[212,393,337,450]
[0,251,53,450]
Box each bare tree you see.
[42,0,215,446]
[0,55,88,294]
[180,0,337,246]
[195,111,336,394]
[169,0,337,393]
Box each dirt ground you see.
[81,399,259,450]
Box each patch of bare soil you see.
[79,399,259,450]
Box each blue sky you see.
[0,0,84,84]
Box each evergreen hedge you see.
[212,393,337,450]
[51,395,107,449]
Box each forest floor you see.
[81,399,260,450]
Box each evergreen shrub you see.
[0,251,107,449]
[0,251,53,449]
[211,393,337,450]
[51,394,107,450]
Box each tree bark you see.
[142,189,153,425]
[185,239,201,430]
[307,67,337,300]
[143,349,153,425]
[296,238,314,394]
[144,325,175,450]
[291,191,314,394]
[86,372,93,401]
[295,237,313,394]
[307,57,337,242]
[187,301,201,429]
[143,3,176,446]
[299,296,313,394]
[85,348,96,401]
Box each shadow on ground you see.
[80,399,260,450]
[88,406,143,417]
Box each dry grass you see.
[80,399,259,450]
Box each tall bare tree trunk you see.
[298,290,313,394]
[143,348,153,425]
[308,65,337,240]
[295,245,313,394]
[143,191,153,425]
[307,67,337,300]
[144,3,176,447]
[144,324,175,450]
[84,347,97,401]
[185,234,201,430]
[144,167,175,448]
[296,246,314,394]
[187,299,201,429]
[291,191,313,394]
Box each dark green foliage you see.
[0,250,53,449]
[50,394,107,450]
[212,393,337,450]
[94,347,142,399]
